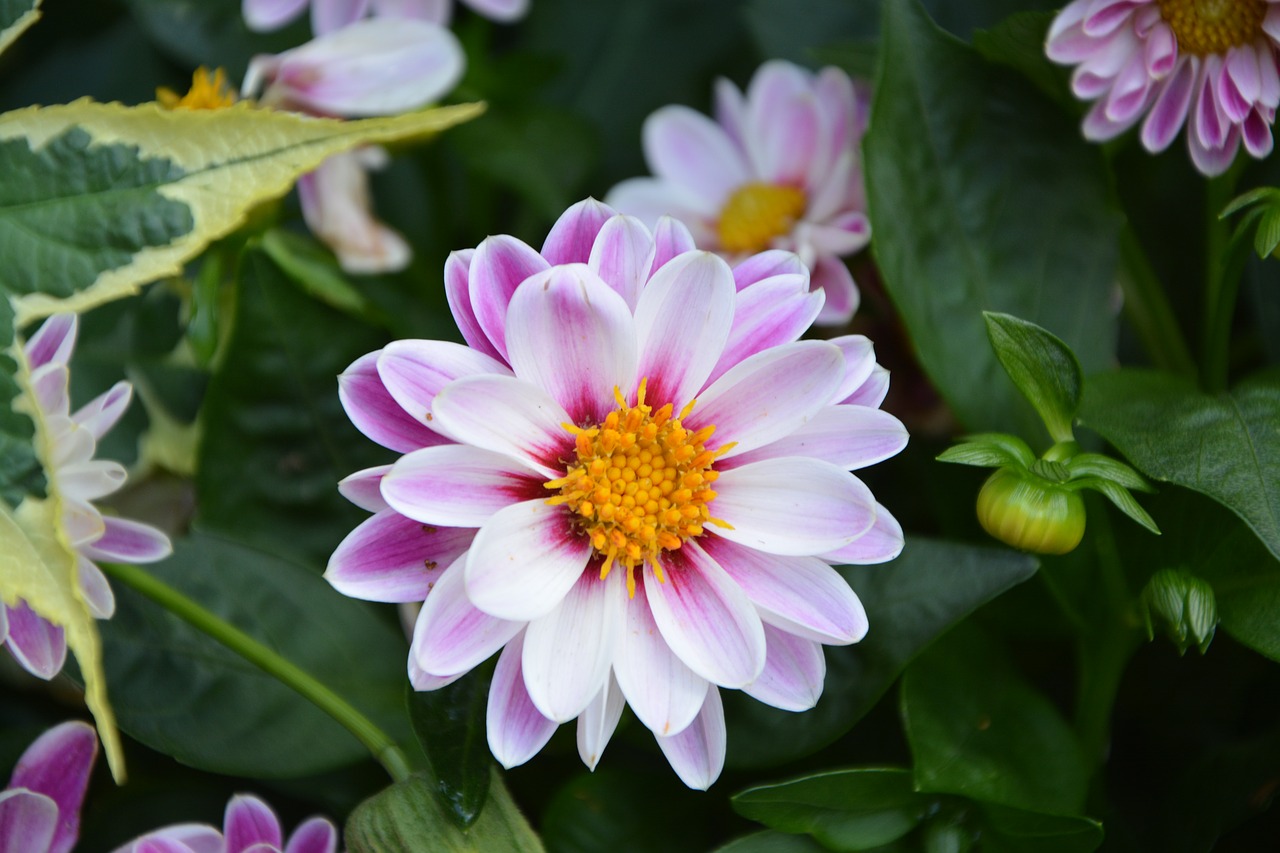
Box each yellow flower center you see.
[1156,0,1267,55]
[716,182,807,253]
[156,67,238,111]
[544,380,734,596]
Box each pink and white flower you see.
[1046,0,1280,176]
[606,61,873,326]
[114,794,337,853]
[326,198,907,788]
[0,721,97,853]
[243,0,528,36]
[2,315,172,681]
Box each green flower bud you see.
[1141,568,1218,655]
[976,467,1086,555]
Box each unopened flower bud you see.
[976,467,1085,555]
[1141,569,1218,655]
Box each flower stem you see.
[101,561,412,783]
[1202,167,1248,392]
[1117,225,1196,378]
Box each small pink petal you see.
[411,557,522,677]
[325,509,471,602]
[81,517,172,565]
[431,375,573,477]
[727,405,908,471]
[76,557,115,620]
[468,235,550,361]
[0,790,57,853]
[603,178,712,243]
[541,198,616,265]
[24,314,77,372]
[731,249,806,291]
[649,216,697,276]
[5,602,67,680]
[1243,109,1274,158]
[298,152,411,275]
[646,543,765,688]
[614,584,708,737]
[8,720,97,853]
[224,795,283,852]
[713,76,748,149]
[465,500,591,622]
[829,335,876,402]
[522,569,623,722]
[486,632,558,769]
[843,365,890,409]
[654,687,725,790]
[706,273,822,387]
[1141,57,1196,152]
[821,503,905,565]
[587,215,656,309]
[72,381,131,442]
[743,61,812,176]
[743,625,826,712]
[337,465,390,513]
[444,250,504,362]
[284,817,339,853]
[576,676,626,770]
[376,339,512,442]
[711,458,877,555]
[381,444,545,527]
[339,351,445,453]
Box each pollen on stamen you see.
[545,380,727,596]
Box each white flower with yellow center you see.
[1047,0,1280,175]
[326,199,907,788]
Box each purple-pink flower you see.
[114,794,337,853]
[243,0,528,35]
[326,198,907,788]
[0,721,96,853]
[606,61,872,327]
[3,315,172,681]
[1046,0,1280,176]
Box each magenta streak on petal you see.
[7,720,97,853]
[0,791,57,853]
[24,314,77,372]
[382,444,548,528]
[81,517,171,565]
[541,198,616,265]
[411,556,523,677]
[283,817,339,853]
[444,249,504,362]
[706,274,821,388]
[224,795,283,851]
[731,249,806,290]
[325,510,472,603]
[743,624,825,712]
[339,352,445,453]
[588,215,656,310]
[614,580,707,737]
[486,633,558,769]
[649,216,697,278]
[469,236,550,361]
[4,602,67,680]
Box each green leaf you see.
[732,768,932,851]
[0,0,40,56]
[259,229,379,320]
[936,432,1036,469]
[901,626,1089,816]
[978,805,1103,853]
[713,831,829,853]
[407,669,492,829]
[1066,476,1160,535]
[1255,208,1280,258]
[725,538,1038,768]
[1063,453,1150,491]
[345,770,545,853]
[0,302,41,505]
[195,249,391,566]
[984,313,1083,443]
[863,0,1118,437]
[1218,186,1280,218]
[1080,369,1280,561]
[1191,502,1280,663]
[972,12,1071,109]
[95,531,411,777]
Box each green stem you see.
[1117,226,1196,378]
[1202,167,1249,392]
[101,562,411,783]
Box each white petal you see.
[614,588,708,737]
[654,687,726,790]
[486,632,558,768]
[576,675,626,770]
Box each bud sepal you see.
[1140,568,1219,655]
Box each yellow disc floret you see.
[717,182,807,253]
[157,67,238,111]
[1156,0,1267,56]
[545,379,734,597]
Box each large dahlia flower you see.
[326,199,907,788]
[1046,0,1280,176]
[114,794,337,853]
[2,315,172,680]
[1,721,96,853]
[606,61,872,326]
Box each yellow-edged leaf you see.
[0,98,484,323]
[0,0,41,57]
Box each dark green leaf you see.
[541,767,715,853]
[1193,507,1280,663]
[1,302,44,506]
[978,804,1103,853]
[0,128,193,298]
[259,229,377,320]
[345,770,545,853]
[732,768,932,851]
[1067,476,1160,535]
[407,669,492,829]
[725,538,1038,768]
[1063,453,1150,491]
[864,0,1118,437]
[121,0,306,77]
[1255,208,1280,258]
[936,433,1036,469]
[195,248,391,566]
[984,313,1083,443]
[97,531,411,777]
[902,626,1089,815]
[1080,369,1280,561]
[1219,186,1279,218]
[972,12,1071,109]
[713,831,829,853]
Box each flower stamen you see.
[1156,0,1267,55]
[157,67,238,111]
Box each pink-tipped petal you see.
[756,91,821,186]
[744,626,826,712]
[339,352,446,453]
[727,405,909,471]
[76,557,115,620]
[24,314,77,372]
[445,249,505,361]
[465,500,591,621]
[431,375,573,477]
[843,365,890,409]
[701,535,867,645]
[711,458,877,555]
[133,837,199,853]
[377,339,513,441]
[654,687,725,790]
[5,602,67,680]
[72,381,132,441]
[242,0,310,31]
[224,795,283,852]
[810,256,860,326]
[486,633,558,769]
[643,106,750,213]
[830,335,876,402]
[337,465,390,513]
[587,215,656,309]
[0,790,57,853]
[614,585,708,737]
[382,444,544,527]
[81,517,172,565]
[731,250,807,290]
[649,216,697,277]
[8,720,97,853]
[576,676,626,770]
[469,236,550,361]
[706,273,822,387]
[325,509,472,602]
[117,823,224,853]
[686,340,844,459]
[411,557,522,678]
[505,265,639,425]
[522,569,623,722]
[1243,108,1275,158]
[633,252,736,409]
[743,60,812,174]
[821,502,905,565]
[646,543,765,688]
[284,817,339,853]
[541,198,617,265]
